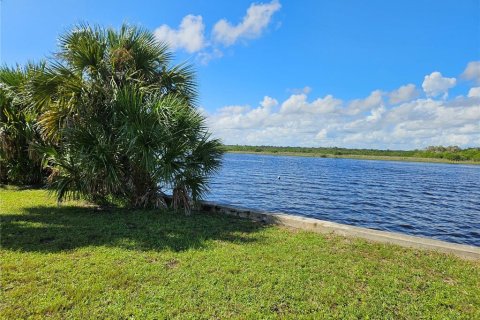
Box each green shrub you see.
[0,65,47,185]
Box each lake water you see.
[206,153,480,246]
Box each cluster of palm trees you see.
[0,24,223,212]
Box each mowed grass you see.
[1,188,479,319]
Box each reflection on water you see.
[206,153,480,246]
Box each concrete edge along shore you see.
[197,201,480,261]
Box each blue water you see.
[206,153,480,246]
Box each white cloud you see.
[302,86,312,94]
[212,0,281,46]
[280,94,342,114]
[260,96,278,108]
[207,83,480,149]
[154,15,205,53]
[366,106,386,122]
[346,90,383,115]
[153,1,281,63]
[468,87,480,98]
[461,61,480,84]
[315,128,328,140]
[422,72,456,98]
[388,84,419,104]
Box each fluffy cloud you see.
[260,96,279,108]
[388,84,419,104]
[468,87,480,98]
[422,72,456,98]
[347,90,383,115]
[153,1,281,62]
[461,61,480,84]
[315,128,328,140]
[212,0,281,46]
[154,15,205,53]
[207,80,480,149]
[280,94,342,114]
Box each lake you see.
[206,153,480,246]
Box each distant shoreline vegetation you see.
[223,145,480,164]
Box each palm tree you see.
[0,64,46,185]
[28,24,223,211]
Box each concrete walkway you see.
[198,201,480,261]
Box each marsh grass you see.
[1,188,479,319]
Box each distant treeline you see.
[224,145,480,162]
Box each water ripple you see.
[206,153,480,246]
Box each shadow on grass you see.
[1,205,267,253]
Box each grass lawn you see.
[1,188,479,319]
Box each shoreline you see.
[226,150,480,165]
[199,200,480,260]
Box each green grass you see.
[224,145,480,164]
[1,188,479,319]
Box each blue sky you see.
[2,0,480,149]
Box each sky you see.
[2,0,480,149]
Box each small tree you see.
[28,24,223,211]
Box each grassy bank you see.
[226,150,480,164]
[224,145,480,164]
[1,188,479,319]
